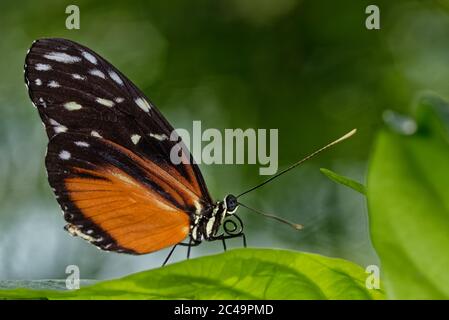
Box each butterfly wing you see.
[25,38,212,253]
[46,132,199,254]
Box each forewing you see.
[24,38,212,207]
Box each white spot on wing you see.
[91,131,102,138]
[89,69,105,79]
[72,74,86,80]
[38,97,46,107]
[35,63,51,71]
[64,102,83,111]
[108,70,123,85]
[66,224,96,242]
[114,97,124,103]
[54,126,67,133]
[59,150,71,160]
[135,98,151,112]
[131,134,141,145]
[48,80,60,88]
[149,133,168,141]
[49,118,67,133]
[81,51,97,64]
[95,98,115,107]
[44,52,81,63]
[74,141,89,147]
[35,79,42,86]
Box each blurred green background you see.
[0,0,447,280]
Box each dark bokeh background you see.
[0,0,446,279]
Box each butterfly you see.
[25,38,356,265]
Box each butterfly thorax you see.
[191,194,239,242]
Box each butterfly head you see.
[224,194,239,215]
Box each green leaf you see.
[0,249,384,300]
[367,130,449,299]
[320,168,366,195]
[415,94,449,143]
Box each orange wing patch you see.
[65,166,190,254]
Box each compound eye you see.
[225,194,238,212]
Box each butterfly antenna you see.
[236,129,357,198]
[238,202,303,230]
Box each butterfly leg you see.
[232,232,247,248]
[213,232,247,250]
[177,238,201,260]
[177,240,201,246]
[162,239,201,266]
[241,233,247,248]
[187,237,193,259]
[162,244,178,267]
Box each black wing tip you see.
[26,38,62,54]
[25,37,82,58]
[29,37,75,46]
[24,37,93,73]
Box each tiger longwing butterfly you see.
[24,38,355,265]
